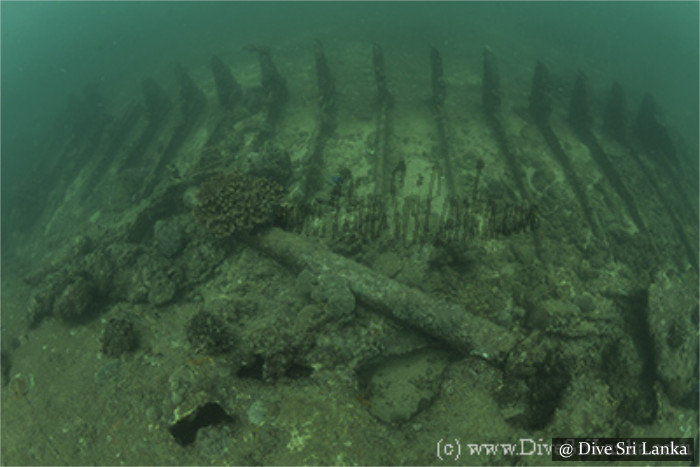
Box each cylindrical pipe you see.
[258,228,522,363]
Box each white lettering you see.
[520,439,536,455]
[615,441,636,455]
[500,444,517,455]
[466,444,481,455]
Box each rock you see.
[132,254,182,306]
[311,274,355,321]
[361,348,452,425]
[27,281,60,327]
[53,276,96,323]
[195,424,237,456]
[181,240,226,284]
[84,243,142,299]
[154,218,185,258]
[246,400,266,426]
[145,266,181,306]
[295,269,318,298]
[549,372,619,436]
[293,305,325,336]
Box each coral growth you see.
[101,318,139,358]
[195,172,284,238]
[186,310,233,355]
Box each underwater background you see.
[1,2,698,465]
[3,2,699,197]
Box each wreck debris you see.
[298,40,338,203]
[210,55,242,111]
[429,46,457,197]
[569,71,649,238]
[481,46,501,117]
[480,46,529,203]
[603,81,628,144]
[258,228,522,363]
[529,61,602,239]
[370,43,396,199]
[244,44,288,149]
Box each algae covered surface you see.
[2,2,698,465]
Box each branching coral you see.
[195,172,284,238]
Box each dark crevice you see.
[523,358,570,430]
[236,355,264,380]
[169,402,235,447]
[284,362,313,379]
